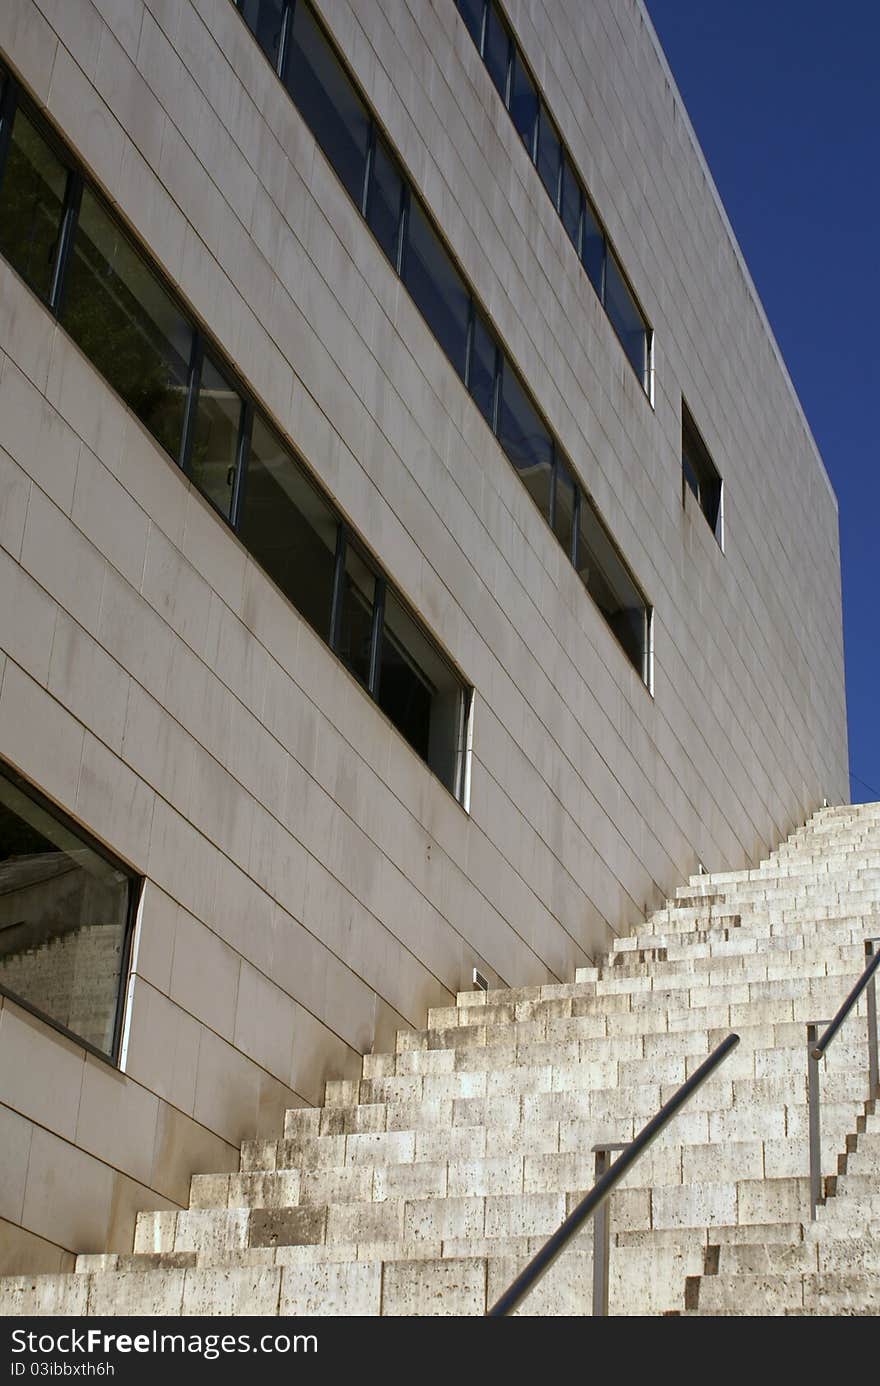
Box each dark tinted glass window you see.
[240,415,337,640]
[62,187,192,462]
[404,199,470,378]
[576,494,646,674]
[605,249,648,385]
[366,136,404,269]
[0,109,68,302]
[561,157,582,251]
[509,50,538,154]
[484,3,510,99]
[498,363,553,523]
[285,2,370,209]
[537,105,562,208]
[239,0,286,70]
[378,592,463,793]
[467,310,498,430]
[456,0,485,49]
[333,541,377,689]
[581,197,605,298]
[682,402,722,538]
[188,355,244,521]
[553,459,577,561]
[0,766,135,1058]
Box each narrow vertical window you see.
[575,495,648,676]
[239,416,338,640]
[0,108,69,303]
[238,0,287,72]
[498,361,554,524]
[604,248,648,388]
[403,197,470,379]
[581,196,605,299]
[366,135,405,270]
[536,104,562,208]
[467,309,499,430]
[561,158,582,253]
[456,0,486,51]
[378,591,466,797]
[553,458,577,561]
[332,538,379,691]
[187,354,245,522]
[509,50,538,156]
[61,187,193,463]
[681,400,723,543]
[284,0,370,210]
[483,3,511,100]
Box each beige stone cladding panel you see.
[0,0,848,1269]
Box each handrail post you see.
[486,1033,739,1316]
[591,1143,626,1316]
[807,1021,824,1220]
[867,940,879,1099]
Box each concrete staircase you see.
[2,802,880,1316]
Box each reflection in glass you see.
[285,1,370,209]
[404,199,470,378]
[553,459,577,561]
[561,157,582,252]
[682,403,722,537]
[468,311,498,430]
[189,355,244,520]
[0,770,134,1056]
[0,109,68,302]
[239,416,338,640]
[484,3,510,99]
[605,249,648,386]
[581,197,605,299]
[510,51,538,154]
[333,542,377,689]
[498,364,553,523]
[366,137,404,269]
[456,0,486,50]
[62,188,192,461]
[238,0,286,70]
[378,592,463,794]
[537,105,562,208]
[576,493,646,674]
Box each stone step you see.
[401,1015,864,1065]
[690,1270,880,1314]
[3,801,879,1317]
[716,1236,880,1275]
[361,1039,868,1088]
[131,1175,816,1262]
[273,1094,861,1164]
[190,1141,808,1215]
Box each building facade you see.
[0,0,847,1274]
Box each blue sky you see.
[645,0,880,805]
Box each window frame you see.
[0,64,476,800]
[455,0,654,403]
[0,91,82,313]
[681,399,724,548]
[0,758,141,1065]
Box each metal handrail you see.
[486,1032,740,1316]
[807,938,880,1218]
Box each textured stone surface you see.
[0,0,848,1268]
[1,803,879,1313]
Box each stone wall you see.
[0,0,847,1271]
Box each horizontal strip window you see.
[682,399,723,547]
[0,758,140,1062]
[455,0,653,397]
[231,0,652,687]
[0,64,472,803]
